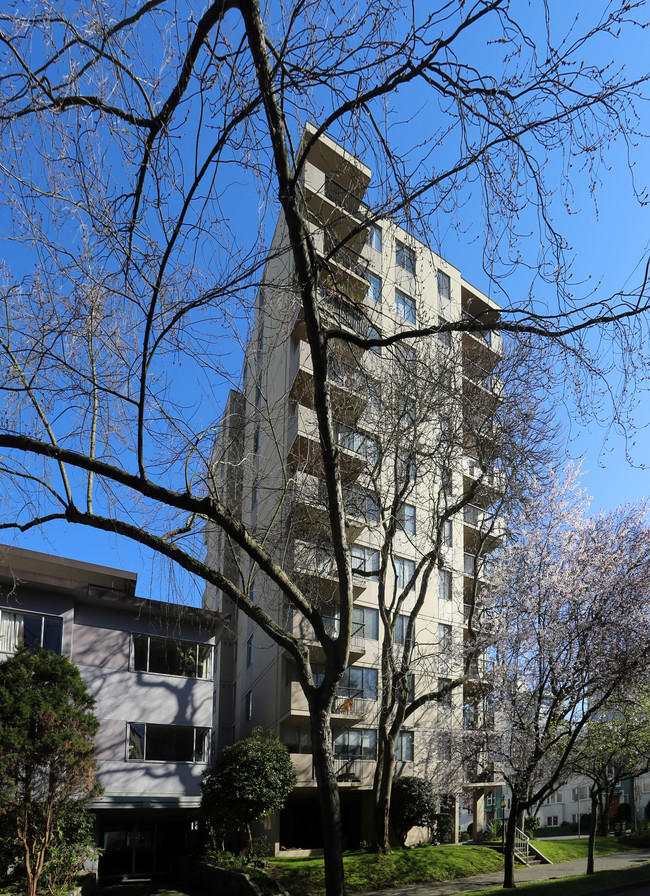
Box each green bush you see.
[431,814,453,845]
[524,815,540,836]
[389,777,437,847]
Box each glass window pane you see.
[42,617,63,653]
[22,614,42,650]
[198,644,213,679]
[128,723,145,760]
[194,728,209,762]
[133,635,148,671]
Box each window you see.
[334,728,376,760]
[437,733,452,762]
[367,272,382,304]
[338,666,378,700]
[367,323,382,355]
[437,270,451,301]
[399,504,416,535]
[132,634,213,680]
[345,485,379,522]
[439,568,453,601]
[353,606,379,640]
[394,614,409,645]
[396,240,415,275]
[351,544,380,579]
[443,519,453,547]
[572,785,589,801]
[395,556,415,591]
[127,723,209,762]
[246,635,253,667]
[281,725,312,754]
[395,288,416,324]
[366,224,382,253]
[437,317,452,346]
[336,424,378,464]
[438,623,452,652]
[438,677,452,706]
[245,691,253,721]
[0,610,63,655]
[251,481,258,512]
[395,730,414,762]
[547,816,559,827]
[253,426,260,454]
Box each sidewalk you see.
[358,848,650,896]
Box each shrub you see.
[389,777,437,847]
[524,816,540,836]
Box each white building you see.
[204,125,503,849]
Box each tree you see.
[566,691,650,874]
[481,467,650,888]
[0,649,100,896]
[1,5,650,895]
[388,777,437,848]
[201,727,297,849]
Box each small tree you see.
[389,777,437,848]
[0,649,100,896]
[201,728,297,850]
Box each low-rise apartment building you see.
[0,544,224,879]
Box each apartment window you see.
[339,666,378,700]
[334,728,377,760]
[395,730,414,762]
[345,485,379,523]
[437,270,451,301]
[439,568,453,601]
[367,272,382,304]
[572,785,589,801]
[245,691,253,721]
[395,556,416,591]
[439,623,452,652]
[253,426,260,454]
[351,544,380,579]
[437,317,452,346]
[258,323,264,351]
[127,723,209,762]
[547,816,559,827]
[246,635,253,667]
[367,322,383,355]
[254,382,262,409]
[0,610,63,655]
[395,288,416,324]
[443,519,453,548]
[366,224,382,253]
[251,482,258,512]
[399,503,416,535]
[438,677,453,706]
[353,606,379,640]
[337,424,378,464]
[394,613,409,645]
[132,634,213,680]
[437,732,452,762]
[396,241,415,275]
[281,724,312,754]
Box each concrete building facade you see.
[204,125,503,850]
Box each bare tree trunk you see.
[503,793,519,889]
[309,700,346,896]
[372,730,396,853]
[587,790,599,875]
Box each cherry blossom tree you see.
[566,691,650,874]
[484,467,650,888]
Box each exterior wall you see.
[0,546,222,811]
[205,125,503,848]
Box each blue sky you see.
[3,1,650,599]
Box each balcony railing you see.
[462,311,494,346]
[324,177,364,216]
[329,357,366,394]
[320,289,370,337]
[324,233,369,281]
[332,690,368,715]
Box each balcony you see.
[462,455,505,492]
[287,405,366,481]
[330,691,370,722]
[291,288,371,343]
[463,552,489,579]
[289,339,368,423]
[462,359,503,398]
[292,539,368,599]
[289,472,377,541]
[286,613,366,663]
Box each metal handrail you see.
[514,827,530,861]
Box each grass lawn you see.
[268,837,637,896]
[461,861,650,896]
[269,845,503,896]
[530,836,634,863]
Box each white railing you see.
[514,827,530,862]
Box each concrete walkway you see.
[358,848,650,896]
